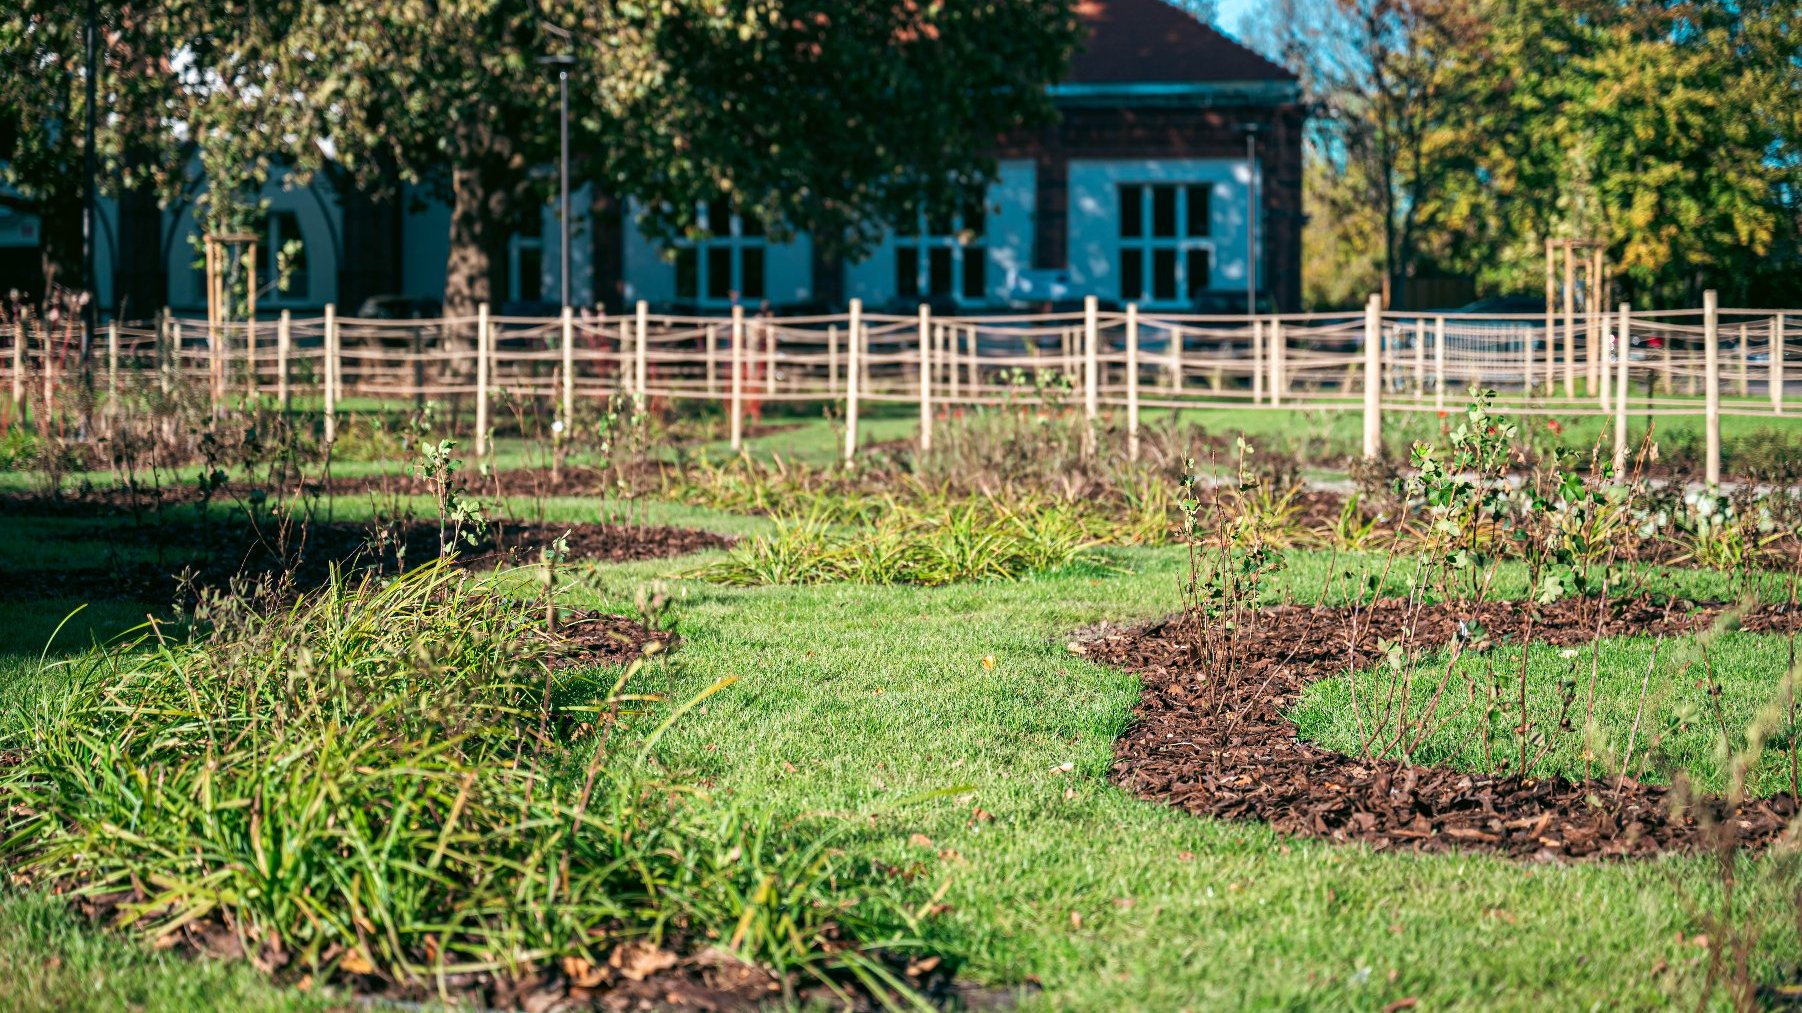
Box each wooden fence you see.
[2,291,1793,483]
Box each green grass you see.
[1293,631,1802,797]
[3,478,1800,1009]
[581,548,1795,1011]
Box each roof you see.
[1069,0,1298,85]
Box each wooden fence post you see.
[1251,317,1264,404]
[763,317,777,399]
[730,304,745,452]
[1363,294,1382,459]
[1562,245,1576,398]
[473,302,488,458]
[166,316,180,396]
[1413,317,1426,399]
[633,300,648,395]
[207,305,222,417]
[1739,323,1751,397]
[1704,289,1721,486]
[40,320,53,424]
[246,269,258,399]
[324,303,339,444]
[918,303,933,453]
[1082,295,1099,434]
[1522,315,1533,395]
[844,300,861,463]
[827,324,839,396]
[1126,303,1140,461]
[277,310,291,411]
[561,306,575,428]
[1269,317,1285,408]
[706,324,719,395]
[11,314,25,409]
[1168,323,1183,394]
[1543,237,1556,395]
[1434,316,1447,410]
[1774,313,1786,416]
[106,321,119,420]
[1613,302,1631,475]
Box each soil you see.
[61,885,998,1013]
[540,610,678,669]
[1084,596,1802,861]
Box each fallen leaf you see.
[980,654,996,670]
[1069,910,1083,929]
[1177,851,1195,862]
[1382,999,1418,1013]
[909,833,935,849]
[339,948,375,976]
[562,954,609,988]
[609,941,678,981]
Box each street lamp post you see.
[82,0,98,356]
[1243,122,1261,317]
[538,53,576,310]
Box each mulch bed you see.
[541,610,678,669]
[1083,596,1802,861]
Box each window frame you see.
[1115,182,1216,307]
[671,201,769,307]
[891,199,992,306]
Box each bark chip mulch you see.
[1082,597,1802,861]
[540,610,678,669]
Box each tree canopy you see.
[1242,0,1802,309]
[2,0,1080,316]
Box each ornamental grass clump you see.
[0,562,922,998]
[690,500,1099,586]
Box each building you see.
[69,0,1302,319]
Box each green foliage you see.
[1243,0,1802,307]
[689,501,1098,586]
[0,563,920,990]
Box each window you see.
[509,209,544,303]
[671,200,767,305]
[1116,182,1214,304]
[892,194,990,304]
[264,210,309,300]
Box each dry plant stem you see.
[1617,634,1664,797]
[1344,550,1402,753]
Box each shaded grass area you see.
[1,474,1798,1010]
[1293,631,1802,797]
[0,892,339,1013]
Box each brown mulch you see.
[67,885,987,1013]
[542,610,678,669]
[1084,596,1802,861]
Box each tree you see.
[0,3,184,302]
[261,1,1081,319]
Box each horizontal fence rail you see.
[1,292,1792,480]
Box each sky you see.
[1216,0,1258,40]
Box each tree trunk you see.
[444,161,508,328]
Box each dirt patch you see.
[1084,597,1802,861]
[63,885,986,1013]
[541,610,678,669]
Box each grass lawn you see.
[2,423,1799,1010]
